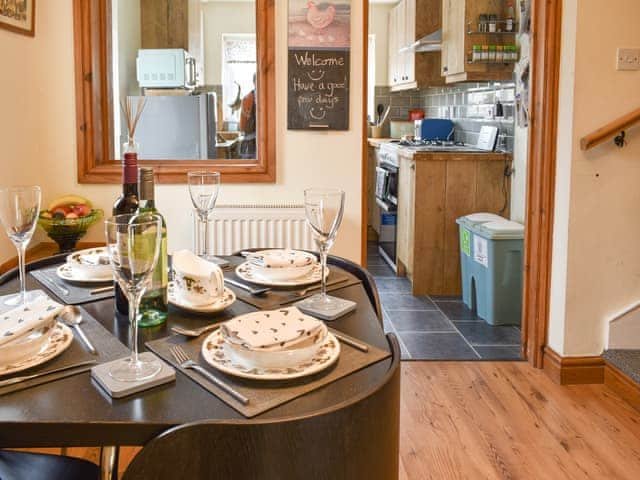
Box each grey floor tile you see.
[436,301,480,321]
[399,332,479,360]
[380,293,435,310]
[366,255,386,266]
[430,295,463,302]
[475,346,523,360]
[374,277,412,293]
[368,265,396,277]
[387,310,455,333]
[454,322,521,346]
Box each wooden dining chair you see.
[121,333,401,480]
[231,248,383,323]
[0,450,100,480]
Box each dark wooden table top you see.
[0,256,390,448]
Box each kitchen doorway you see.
[362,0,558,366]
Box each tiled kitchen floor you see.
[367,244,523,361]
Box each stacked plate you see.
[0,296,72,376]
[236,249,327,287]
[56,247,112,284]
[201,306,340,380]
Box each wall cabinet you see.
[388,0,444,91]
[441,0,516,83]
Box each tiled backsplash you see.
[374,82,516,152]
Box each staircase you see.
[603,350,640,412]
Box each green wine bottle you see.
[137,167,168,327]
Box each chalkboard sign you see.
[288,49,350,130]
[287,0,351,131]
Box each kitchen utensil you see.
[0,360,97,388]
[294,277,348,296]
[171,323,221,338]
[58,306,97,355]
[331,331,370,353]
[90,285,114,295]
[170,345,249,405]
[223,277,271,296]
[376,104,384,125]
[379,105,391,127]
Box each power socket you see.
[616,48,640,71]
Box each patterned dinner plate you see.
[234,261,329,288]
[0,323,74,377]
[201,330,340,381]
[56,263,112,284]
[168,282,236,314]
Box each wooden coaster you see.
[91,352,175,398]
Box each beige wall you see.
[548,0,640,356]
[369,3,393,86]
[0,0,363,265]
[202,1,256,85]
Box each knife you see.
[224,278,271,296]
[0,360,97,388]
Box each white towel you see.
[0,296,64,347]
[220,307,325,351]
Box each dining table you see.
[0,253,400,479]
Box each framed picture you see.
[0,0,35,37]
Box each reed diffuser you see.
[121,96,147,153]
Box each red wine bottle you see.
[113,149,139,316]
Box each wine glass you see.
[187,171,224,264]
[303,188,345,313]
[104,214,163,382]
[0,186,42,307]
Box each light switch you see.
[616,48,640,71]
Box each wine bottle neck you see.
[123,152,138,186]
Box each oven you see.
[375,158,399,270]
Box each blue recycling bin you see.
[457,214,524,326]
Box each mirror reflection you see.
[112,0,258,161]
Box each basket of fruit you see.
[38,195,103,253]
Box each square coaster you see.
[91,352,175,398]
[294,296,357,321]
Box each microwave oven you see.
[136,49,197,89]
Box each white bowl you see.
[0,318,56,366]
[66,247,112,279]
[250,263,315,281]
[224,325,328,369]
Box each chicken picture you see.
[306,1,336,31]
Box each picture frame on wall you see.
[0,0,35,37]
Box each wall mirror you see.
[74,0,275,183]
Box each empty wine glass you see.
[303,188,345,313]
[0,186,42,307]
[187,171,224,264]
[104,214,163,382]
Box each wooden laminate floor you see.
[23,362,640,479]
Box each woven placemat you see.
[31,267,113,305]
[222,257,361,309]
[0,306,130,396]
[146,328,390,418]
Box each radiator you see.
[193,204,315,255]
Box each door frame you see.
[360,0,563,368]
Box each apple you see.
[72,204,91,217]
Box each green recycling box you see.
[456,213,524,326]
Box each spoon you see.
[59,306,97,355]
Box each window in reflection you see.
[111,0,258,162]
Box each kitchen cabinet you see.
[388,0,444,91]
[441,0,517,83]
[396,150,512,295]
[141,0,189,49]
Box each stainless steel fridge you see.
[128,93,217,160]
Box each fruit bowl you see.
[37,195,103,253]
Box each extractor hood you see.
[399,29,442,53]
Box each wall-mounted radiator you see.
[193,204,315,255]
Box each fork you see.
[169,345,249,405]
[171,323,220,338]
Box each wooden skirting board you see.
[604,361,640,413]
[542,346,605,385]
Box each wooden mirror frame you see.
[72,0,276,184]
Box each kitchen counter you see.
[402,149,512,162]
[368,138,395,148]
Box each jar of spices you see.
[496,45,504,63]
[488,14,498,33]
[478,14,488,32]
[472,45,481,63]
[488,45,497,63]
[481,45,489,62]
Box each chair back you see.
[122,333,401,480]
[0,253,68,286]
